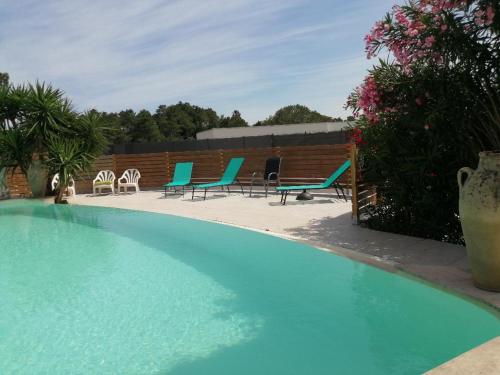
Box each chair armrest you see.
[267,172,279,182]
[251,171,262,183]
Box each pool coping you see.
[425,337,500,374]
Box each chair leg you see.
[239,181,244,196]
[227,185,231,195]
[340,186,347,202]
[182,185,185,197]
[204,188,207,200]
[334,185,340,198]
[191,186,195,200]
[334,183,347,202]
[283,191,289,205]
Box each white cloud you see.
[0,0,396,123]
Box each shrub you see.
[0,82,106,202]
[347,0,499,243]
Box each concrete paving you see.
[426,337,500,374]
[72,188,500,310]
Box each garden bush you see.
[347,0,499,243]
[0,81,106,202]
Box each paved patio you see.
[72,188,500,310]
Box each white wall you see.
[196,122,348,140]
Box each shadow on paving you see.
[284,212,468,268]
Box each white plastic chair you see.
[51,173,76,196]
[93,170,116,195]
[117,169,141,193]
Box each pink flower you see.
[356,75,382,123]
[407,28,420,37]
[424,35,436,47]
[486,6,495,25]
[440,24,448,32]
[475,9,485,26]
[395,8,411,27]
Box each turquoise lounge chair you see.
[276,160,351,205]
[163,162,193,197]
[191,157,245,200]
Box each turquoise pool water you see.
[0,200,498,374]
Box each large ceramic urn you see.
[458,151,500,291]
[0,167,9,198]
[27,160,48,198]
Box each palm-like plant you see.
[24,82,75,151]
[0,79,107,203]
[0,127,34,175]
[74,110,108,155]
[46,137,95,204]
[0,80,106,200]
[0,84,29,130]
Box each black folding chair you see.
[249,156,282,197]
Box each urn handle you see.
[457,167,473,193]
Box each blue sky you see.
[0,0,397,123]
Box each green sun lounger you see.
[163,162,193,197]
[276,159,351,205]
[191,157,245,200]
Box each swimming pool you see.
[0,200,498,374]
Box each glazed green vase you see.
[458,151,500,291]
[27,160,48,198]
[0,168,9,198]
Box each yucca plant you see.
[24,82,75,151]
[0,127,34,175]
[0,80,107,199]
[0,84,29,131]
[46,137,95,204]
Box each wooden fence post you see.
[350,143,359,224]
[218,149,224,175]
[112,154,117,174]
[165,151,170,179]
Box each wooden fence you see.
[5,143,353,196]
[349,144,377,223]
[4,143,379,224]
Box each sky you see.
[0,0,397,124]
